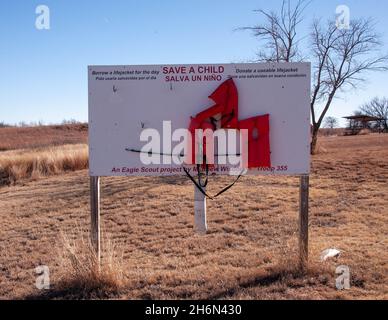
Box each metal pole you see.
[90,176,101,266]
[299,174,309,270]
[194,185,207,234]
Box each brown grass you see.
[0,144,88,185]
[0,133,387,300]
[47,227,126,299]
[0,124,87,151]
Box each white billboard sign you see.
[88,63,311,176]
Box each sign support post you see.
[299,174,309,270]
[90,176,101,266]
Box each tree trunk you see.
[310,126,319,155]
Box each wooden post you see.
[90,176,101,265]
[194,185,207,234]
[299,174,309,270]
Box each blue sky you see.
[1,0,388,126]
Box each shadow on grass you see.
[22,263,330,300]
[206,272,285,300]
[23,279,123,300]
[153,175,191,186]
[205,263,330,300]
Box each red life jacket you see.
[238,114,271,168]
[187,79,271,169]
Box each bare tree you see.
[243,0,388,154]
[310,18,388,152]
[240,0,310,62]
[323,116,338,129]
[359,97,388,132]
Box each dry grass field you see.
[0,144,88,186]
[0,124,87,151]
[0,130,387,300]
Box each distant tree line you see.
[0,119,84,128]
[0,121,11,128]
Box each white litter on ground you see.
[320,248,341,261]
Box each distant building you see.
[343,115,384,135]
